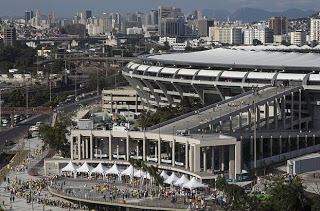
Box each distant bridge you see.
[1,107,52,115]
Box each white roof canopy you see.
[61,161,79,172]
[91,163,108,174]
[174,175,190,187]
[76,162,94,173]
[164,172,179,185]
[160,170,169,180]
[183,177,208,190]
[121,165,137,176]
[105,164,122,175]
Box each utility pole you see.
[253,86,258,169]
[96,67,99,95]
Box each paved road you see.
[0,95,101,148]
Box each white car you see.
[29,125,39,132]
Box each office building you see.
[268,16,288,35]
[244,27,274,45]
[159,18,184,37]
[197,19,214,37]
[290,30,307,46]
[310,17,320,43]
[25,10,34,23]
[213,27,242,45]
[3,25,16,46]
[150,10,158,25]
[86,10,92,19]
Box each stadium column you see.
[136,141,139,158]
[248,109,252,130]
[270,136,273,157]
[288,135,291,152]
[257,106,261,130]
[229,145,235,179]
[126,135,130,161]
[189,145,194,172]
[185,141,189,170]
[260,136,263,159]
[90,135,93,160]
[274,98,278,130]
[109,135,112,161]
[211,146,215,171]
[299,89,302,130]
[291,92,294,130]
[265,102,269,129]
[219,146,225,171]
[71,137,74,160]
[203,148,207,172]
[297,135,300,150]
[279,136,282,154]
[172,139,176,167]
[78,134,81,160]
[250,136,253,162]
[82,137,85,159]
[194,145,200,172]
[158,138,161,165]
[282,95,286,129]
[85,138,89,159]
[143,137,146,161]
[235,141,241,176]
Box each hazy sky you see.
[0,0,319,18]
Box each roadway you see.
[0,95,101,148]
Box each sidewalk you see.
[0,137,71,211]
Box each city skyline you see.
[0,0,319,18]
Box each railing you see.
[147,84,272,131]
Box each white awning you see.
[247,72,276,80]
[183,177,208,190]
[177,68,198,76]
[221,71,247,79]
[105,164,122,175]
[76,162,94,173]
[161,67,179,74]
[309,74,320,81]
[147,66,163,73]
[61,161,79,172]
[136,65,150,71]
[277,73,305,81]
[197,70,221,77]
[91,163,108,174]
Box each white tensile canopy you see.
[105,164,122,175]
[143,172,151,180]
[121,165,138,176]
[160,170,169,180]
[91,163,108,174]
[76,162,94,173]
[174,175,190,187]
[61,161,79,172]
[134,169,146,178]
[183,177,208,190]
[164,172,179,185]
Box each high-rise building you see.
[158,6,173,20]
[268,16,288,35]
[212,27,242,45]
[290,30,307,46]
[25,10,34,23]
[35,8,41,27]
[86,10,92,19]
[310,17,320,43]
[244,27,274,45]
[3,25,16,46]
[150,10,158,25]
[197,19,214,37]
[159,17,184,37]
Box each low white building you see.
[126,27,143,35]
[290,30,307,46]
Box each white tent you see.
[121,165,137,176]
[160,170,169,180]
[134,169,146,178]
[91,163,108,174]
[174,175,190,187]
[164,172,179,185]
[183,177,208,190]
[76,162,94,173]
[105,164,122,175]
[143,172,151,180]
[61,161,79,172]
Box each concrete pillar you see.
[238,113,242,129]
[229,116,232,132]
[299,89,302,130]
[155,145,158,160]
[211,146,215,171]
[158,139,161,164]
[248,109,252,130]
[282,96,286,129]
[270,136,273,157]
[78,135,81,160]
[260,136,263,159]
[257,106,261,130]
[189,145,194,172]
[288,136,291,152]
[136,142,139,158]
[85,138,89,159]
[82,138,85,159]
[71,137,74,160]
[250,136,254,161]
[274,99,278,129]
[126,136,130,161]
[90,135,93,160]
[109,135,112,161]
[143,138,146,161]
[185,141,189,169]
[229,145,235,179]
[265,102,269,129]
[203,148,207,172]
[219,146,225,171]
[305,135,308,148]
[279,136,282,154]
[194,145,200,172]
[172,139,176,166]
[313,135,316,146]
[116,145,119,160]
[235,142,241,176]
[291,92,294,130]
[297,135,300,150]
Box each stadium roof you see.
[143,48,320,70]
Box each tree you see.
[51,59,64,73]
[38,122,70,157]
